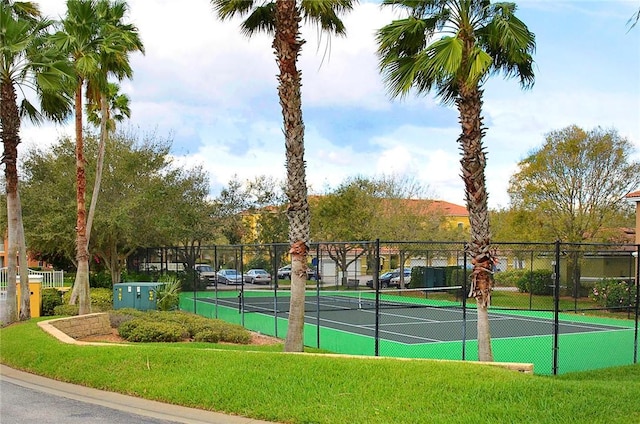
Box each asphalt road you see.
[0,365,276,424]
[1,379,178,424]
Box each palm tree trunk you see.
[457,85,494,362]
[274,0,309,353]
[71,78,91,315]
[17,192,31,320]
[86,95,108,245]
[1,79,21,324]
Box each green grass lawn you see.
[2,317,640,423]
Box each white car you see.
[194,264,216,284]
[390,269,412,288]
[243,269,272,284]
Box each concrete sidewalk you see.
[1,365,278,424]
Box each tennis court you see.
[183,286,637,375]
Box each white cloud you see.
[13,0,640,213]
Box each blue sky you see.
[25,0,640,209]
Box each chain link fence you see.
[129,240,639,375]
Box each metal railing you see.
[0,267,65,290]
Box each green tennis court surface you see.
[181,288,637,375]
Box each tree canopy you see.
[20,129,212,284]
[508,125,640,243]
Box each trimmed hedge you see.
[109,310,251,344]
[118,319,186,342]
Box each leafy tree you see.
[377,0,535,361]
[310,175,444,284]
[20,130,212,287]
[212,0,355,351]
[52,0,142,314]
[213,176,251,245]
[508,126,640,243]
[0,1,73,322]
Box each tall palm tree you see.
[53,0,142,315]
[377,0,535,361]
[212,0,354,352]
[0,1,73,322]
[86,82,131,243]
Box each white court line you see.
[200,296,630,342]
[306,314,445,343]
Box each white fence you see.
[0,267,65,291]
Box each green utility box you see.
[113,282,164,311]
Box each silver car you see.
[243,269,272,284]
[216,269,243,285]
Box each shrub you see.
[156,280,181,311]
[493,269,528,287]
[41,289,63,316]
[590,279,636,311]
[177,270,207,292]
[90,271,112,289]
[108,308,146,328]
[58,287,112,314]
[118,319,186,342]
[111,310,252,344]
[90,288,113,311]
[53,304,79,316]
[515,270,554,295]
[193,329,220,343]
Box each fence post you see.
[462,243,468,361]
[553,240,561,375]
[316,243,321,349]
[374,239,380,357]
[634,246,639,364]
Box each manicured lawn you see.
[2,317,639,423]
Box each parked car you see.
[366,268,411,289]
[194,264,217,284]
[390,268,412,288]
[216,269,243,285]
[277,264,320,280]
[243,269,272,284]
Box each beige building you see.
[627,190,640,244]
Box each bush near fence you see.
[591,278,638,312]
[516,270,554,295]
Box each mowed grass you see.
[2,318,640,424]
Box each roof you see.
[625,190,640,201]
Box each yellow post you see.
[16,275,42,318]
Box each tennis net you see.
[238,286,464,313]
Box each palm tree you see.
[212,0,354,352]
[0,1,73,322]
[86,82,131,243]
[377,0,535,361]
[53,0,142,315]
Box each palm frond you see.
[241,3,275,36]
[300,0,354,36]
[212,0,258,20]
